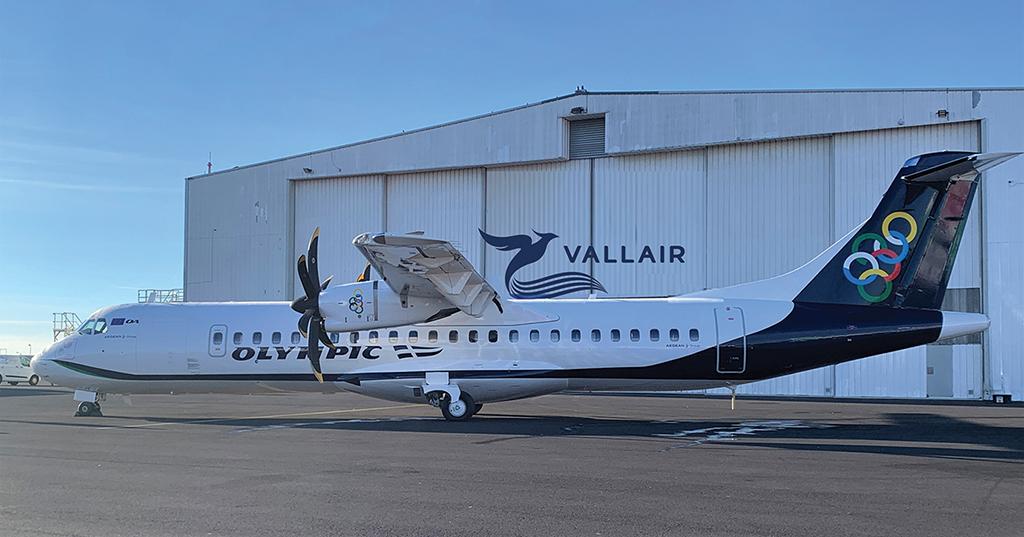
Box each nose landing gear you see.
[72,390,105,417]
[75,401,103,417]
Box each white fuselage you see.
[32,297,796,404]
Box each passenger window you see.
[369,331,379,344]
[292,332,300,345]
[550,330,560,342]
[509,330,519,343]
[650,329,660,342]
[389,331,399,343]
[488,330,498,343]
[669,329,679,342]
[233,332,243,345]
[591,329,601,342]
[530,330,540,343]
[349,332,358,344]
[468,330,479,343]
[213,332,224,345]
[571,329,581,343]
[428,330,438,343]
[408,330,418,343]
[449,330,459,343]
[689,328,700,341]
[630,329,640,342]
[330,332,339,344]
[610,329,620,342]
[93,318,108,334]
[252,332,262,345]
[272,332,282,345]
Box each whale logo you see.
[480,229,606,299]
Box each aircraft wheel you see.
[75,402,102,417]
[440,393,475,422]
[29,375,39,386]
[470,403,483,416]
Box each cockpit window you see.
[78,318,107,335]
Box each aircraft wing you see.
[352,232,500,317]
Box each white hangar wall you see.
[185,89,1024,400]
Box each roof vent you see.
[568,117,605,159]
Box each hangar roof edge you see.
[188,87,1023,180]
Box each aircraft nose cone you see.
[31,349,54,377]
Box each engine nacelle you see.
[318,280,451,332]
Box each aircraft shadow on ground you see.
[6,410,1019,463]
[0,388,68,398]
[135,411,1022,462]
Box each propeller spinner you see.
[291,227,335,383]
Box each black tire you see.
[29,375,39,386]
[75,401,101,417]
[471,403,484,416]
[76,402,92,416]
[440,392,475,421]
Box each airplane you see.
[31,151,1019,420]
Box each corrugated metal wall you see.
[386,169,485,268]
[186,165,291,301]
[292,175,385,296]
[705,137,833,289]
[592,151,705,296]
[484,160,592,297]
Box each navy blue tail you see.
[797,152,1013,309]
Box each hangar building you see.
[184,88,1024,400]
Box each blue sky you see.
[1,0,1021,354]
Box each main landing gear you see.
[427,391,482,421]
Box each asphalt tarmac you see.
[0,387,1021,537]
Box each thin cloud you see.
[0,320,50,325]
[0,177,180,193]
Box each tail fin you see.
[797,151,1020,309]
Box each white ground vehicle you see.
[0,355,40,386]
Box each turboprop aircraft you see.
[32,151,1018,420]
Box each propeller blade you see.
[297,311,312,339]
[317,322,336,350]
[320,275,333,291]
[306,228,321,294]
[307,317,324,383]
[296,254,319,304]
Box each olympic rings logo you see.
[348,289,365,316]
[842,211,918,303]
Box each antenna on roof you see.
[207,152,212,174]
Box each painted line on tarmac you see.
[97,404,420,430]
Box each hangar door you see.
[292,175,385,297]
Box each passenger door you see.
[208,325,227,358]
[715,306,746,374]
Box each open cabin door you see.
[715,306,746,374]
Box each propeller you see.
[290,227,335,383]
